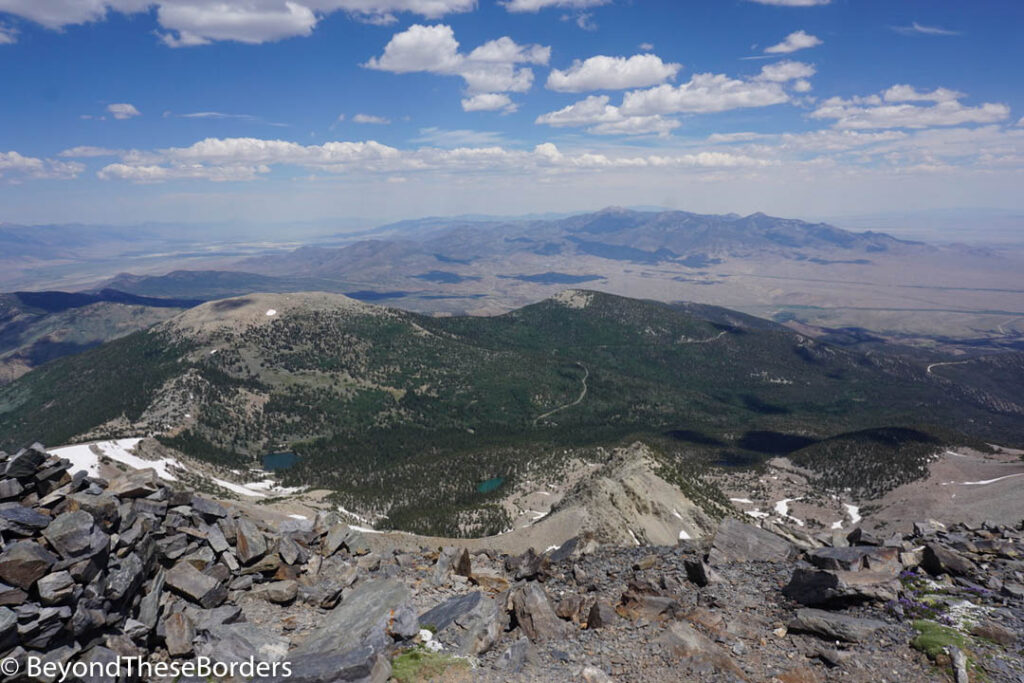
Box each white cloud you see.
[365,24,548,99]
[746,0,829,5]
[811,87,1010,130]
[757,60,815,82]
[502,0,609,12]
[882,85,963,103]
[461,93,517,113]
[0,151,84,181]
[546,54,682,93]
[411,127,509,146]
[535,95,679,137]
[764,30,821,54]
[890,22,960,37]
[0,0,477,45]
[58,146,122,157]
[0,23,17,44]
[95,135,777,182]
[107,103,141,119]
[620,73,790,116]
[638,43,654,52]
[352,113,391,124]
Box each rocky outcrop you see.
[0,441,1021,683]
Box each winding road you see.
[534,363,589,425]
[926,360,970,376]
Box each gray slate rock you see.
[165,561,226,608]
[42,510,102,559]
[511,583,568,642]
[277,579,409,682]
[708,518,795,566]
[788,608,887,642]
[36,570,75,605]
[235,517,267,565]
[0,540,58,589]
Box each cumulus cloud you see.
[882,85,963,103]
[546,54,682,93]
[502,0,610,12]
[620,73,790,116]
[58,146,122,157]
[107,103,141,119]
[0,0,477,45]
[756,60,815,82]
[811,87,1010,129]
[365,24,548,103]
[94,135,775,182]
[352,113,391,124]
[535,95,679,137]
[0,150,84,181]
[461,93,517,113]
[764,30,821,54]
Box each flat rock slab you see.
[788,608,887,643]
[277,579,411,682]
[165,561,226,608]
[708,518,796,566]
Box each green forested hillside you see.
[0,290,1020,536]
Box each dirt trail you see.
[534,362,588,425]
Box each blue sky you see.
[1,0,1022,226]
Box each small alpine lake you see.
[476,477,505,493]
[262,452,298,471]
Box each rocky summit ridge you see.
[0,442,1022,682]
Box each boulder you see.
[708,518,795,566]
[657,620,744,677]
[3,446,47,479]
[255,580,298,604]
[191,496,228,518]
[419,591,503,655]
[164,612,195,657]
[0,540,58,589]
[0,502,51,535]
[234,517,267,565]
[684,558,723,587]
[922,543,978,577]
[586,601,618,629]
[511,583,567,642]
[165,561,226,608]
[788,608,887,642]
[107,468,160,498]
[196,622,289,665]
[273,579,409,682]
[36,570,75,605]
[42,510,102,559]
[783,568,898,607]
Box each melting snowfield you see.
[48,438,300,499]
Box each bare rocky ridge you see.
[1,442,1022,682]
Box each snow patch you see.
[844,504,862,524]
[729,498,753,505]
[627,529,641,546]
[773,498,805,527]
[50,438,301,500]
[745,509,769,519]
[266,309,277,317]
[831,521,843,530]
[678,530,691,540]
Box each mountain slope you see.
[0,290,1020,535]
[0,289,200,383]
